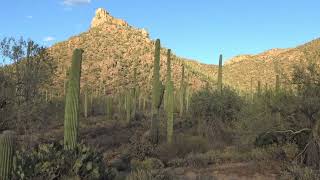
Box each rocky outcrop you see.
[90,8,129,28]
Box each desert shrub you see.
[283,164,320,180]
[130,158,164,171]
[190,87,244,123]
[126,169,152,180]
[155,134,209,163]
[13,142,107,180]
[129,137,156,160]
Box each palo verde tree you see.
[0,37,55,131]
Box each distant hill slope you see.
[48,8,320,95]
[223,38,320,91]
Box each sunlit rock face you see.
[90,8,129,28]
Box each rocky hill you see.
[48,8,320,95]
[48,8,212,96]
[223,38,320,92]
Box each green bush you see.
[13,142,107,180]
[126,169,152,180]
[190,87,244,123]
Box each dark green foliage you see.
[64,49,83,150]
[13,142,107,180]
[0,131,15,180]
[217,54,223,93]
[151,39,164,144]
[190,87,244,122]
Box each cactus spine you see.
[0,131,15,180]
[151,39,164,144]
[64,49,83,150]
[165,49,174,144]
[217,54,223,93]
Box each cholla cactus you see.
[64,49,83,150]
[0,130,15,180]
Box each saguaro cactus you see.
[84,88,88,118]
[179,65,185,117]
[64,49,83,150]
[0,131,15,180]
[106,96,112,120]
[275,75,280,93]
[164,49,172,112]
[126,89,132,124]
[165,49,174,144]
[257,80,261,97]
[217,54,223,93]
[151,39,164,144]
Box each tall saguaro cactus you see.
[164,49,172,112]
[151,39,164,144]
[217,54,223,93]
[64,49,83,150]
[126,89,132,124]
[179,65,185,117]
[257,80,261,97]
[275,75,280,93]
[84,88,88,118]
[165,49,174,144]
[0,131,15,180]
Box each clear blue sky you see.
[1,0,319,64]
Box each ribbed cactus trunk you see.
[126,90,132,124]
[275,75,280,93]
[179,65,185,117]
[151,39,164,144]
[257,80,261,97]
[0,131,15,180]
[84,89,88,118]
[106,96,112,120]
[250,77,253,102]
[165,49,174,144]
[217,54,223,93]
[64,49,83,150]
[164,49,171,113]
[132,67,138,118]
[167,81,174,144]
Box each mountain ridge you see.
[47,8,320,94]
